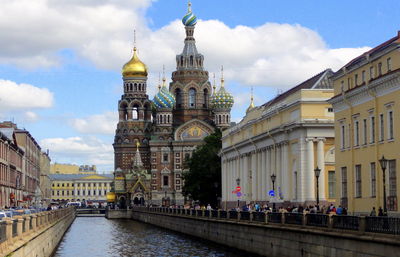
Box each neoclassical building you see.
[113,2,233,206]
[221,70,335,208]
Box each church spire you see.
[246,87,255,113]
[132,141,143,169]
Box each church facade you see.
[112,2,233,206]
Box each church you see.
[112,2,234,207]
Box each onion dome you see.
[122,47,148,77]
[211,75,234,110]
[153,78,176,109]
[182,1,197,26]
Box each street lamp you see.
[270,174,276,212]
[379,155,388,215]
[236,178,240,208]
[314,166,321,210]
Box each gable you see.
[174,119,214,141]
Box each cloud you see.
[0,1,370,90]
[0,79,54,110]
[23,111,39,123]
[40,136,114,168]
[71,111,118,135]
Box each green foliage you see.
[182,129,222,207]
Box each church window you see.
[160,115,163,124]
[163,176,169,186]
[163,153,169,162]
[190,55,194,66]
[134,83,137,91]
[167,115,170,123]
[218,115,221,124]
[203,89,208,107]
[175,88,182,108]
[180,56,184,66]
[189,88,196,107]
[132,106,139,120]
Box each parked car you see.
[5,211,13,218]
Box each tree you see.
[182,129,222,207]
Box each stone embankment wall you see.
[0,207,75,257]
[132,209,400,257]
[105,209,132,219]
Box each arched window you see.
[132,105,139,120]
[160,115,163,124]
[203,89,208,107]
[189,88,196,108]
[167,115,170,123]
[134,83,137,91]
[190,56,194,66]
[175,88,182,108]
[180,56,184,66]
[219,115,221,124]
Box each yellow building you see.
[329,31,400,215]
[50,174,113,203]
[50,163,97,174]
[221,70,335,208]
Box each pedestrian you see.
[378,207,384,216]
[370,207,376,216]
[336,205,343,215]
[206,204,212,210]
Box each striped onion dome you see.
[182,2,197,26]
[153,84,175,109]
[211,78,234,110]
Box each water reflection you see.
[53,217,246,257]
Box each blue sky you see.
[0,0,398,172]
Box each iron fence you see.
[211,210,218,218]
[229,211,238,220]
[219,210,227,219]
[268,212,282,223]
[22,220,26,233]
[366,216,400,235]
[284,213,303,225]
[306,214,329,227]
[12,220,18,237]
[191,209,196,216]
[240,211,250,221]
[0,222,6,243]
[332,215,359,230]
[29,218,33,230]
[252,212,266,222]
[205,210,210,217]
[196,210,203,217]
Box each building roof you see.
[49,174,113,181]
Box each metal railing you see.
[0,222,6,243]
[138,207,400,236]
[366,216,400,235]
[306,214,329,227]
[332,215,359,231]
[12,220,18,237]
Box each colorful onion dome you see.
[122,47,148,77]
[153,80,176,109]
[182,1,197,26]
[211,77,234,110]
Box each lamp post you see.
[314,166,321,210]
[236,178,240,208]
[270,174,276,211]
[379,155,388,215]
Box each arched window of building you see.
[160,115,163,124]
[132,104,139,120]
[203,89,208,107]
[134,83,137,91]
[218,115,221,124]
[167,115,170,123]
[175,88,182,108]
[189,88,196,108]
[190,56,194,66]
[180,56,184,67]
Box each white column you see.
[257,151,262,200]
[282,143,289,201]
[317,138,326,200]
[306,138,315,201]
[74,185,77,201]
[251,151,257,202]
[222,160,226,202]
[243,155,248,202]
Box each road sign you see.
[268,190,275,197]
[236,192,242,197]
[236,186,241,192]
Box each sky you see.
[0,0,398,172]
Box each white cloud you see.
[71,111,118,135]
[40,136,114,168]
[0,79,54,110]
[23,111,39,123]
[0,1,370,90]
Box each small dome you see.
[246,95,255,113]
[211,82,234,110]
[182,2,197,26]
[122,47,148,77]
[153,84,176,109]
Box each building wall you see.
[39,152,51,205]
[330,35,400,215]
[50,164,79,174]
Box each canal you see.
[53,217,249,257]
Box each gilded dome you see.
[153,80,176,109]
[211,78,234,110]
[122,47,148,77]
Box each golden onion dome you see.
[122,47,148,77]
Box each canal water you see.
[53,217,249,257]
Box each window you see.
[370,162,376,198]
[341,124,346,149]
[347,78,351,89]
[387,58,392,72]
[378,62,382,76]
[175,88,182,108]
[328,108,333,113]
[341,167,348,198]
[355,165,362,198]
[370,66,374,80]
[362,70,366,83]
[389,160,397,197]
[62,183,64,187]
[354,119,359,146]
[77,191,80,196]
[379,114,384,141]
[203,89,208,107]
[354,74,358,86]
[163,176,169,186]
[66,183,69,187]
[328,170,336,198]
[388,110,394,140]
[340,81,344,92]
[370,116,375,143]
[363,119,367,145]
[163,153,169,162]
[189,88,196,107]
